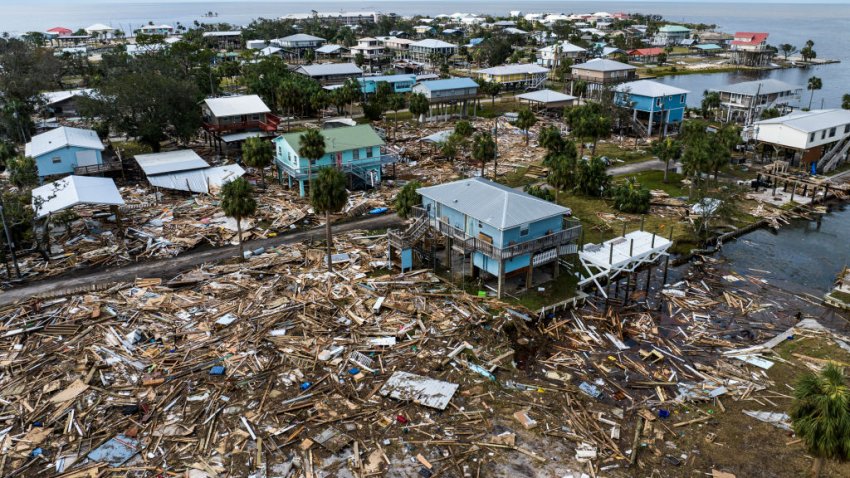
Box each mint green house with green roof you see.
[274,124,400,196]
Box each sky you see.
[41,0,850,4]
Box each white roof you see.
[476,63,549,76]
[614,80,689,97]
[539,42,587,54]
[135,149,209,176]
[32,176,123,219]
[573,58,636,72]
[140,24,173,30]
[203,95,270,117]
[85,23,114,33]
[712,79,802,96]
[411,39,457,49]
[147,164,245,194]
[417,178,570,230]
[202,31,241,37]
[260,46,282,55]
[517,89,577,104]
[755,109,850,133]
[277,33,325,43]
[297,63,363,77]
[316,44,344,54]
[25,126,104,158]
[41,88,93,106]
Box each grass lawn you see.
[622,170,688,197]
[476,100,522,118]
[509,269,579,312]
[557,191,691,246]
[499,166,539,189]
[594,141,656,165]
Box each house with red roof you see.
[47,27,72,36]
[731,32,773,66]
[731,32,769,52]
[628,47,665,63]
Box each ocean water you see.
[1,1,848,106]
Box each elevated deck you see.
[579,230,672,298]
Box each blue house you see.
[614,80,689,136]
[25,126,105,178]
[274,124,399,196]
[389,178,581,297]
[358,74,417,95]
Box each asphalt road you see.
[0,212,403,306]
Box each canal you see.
[718,202,850,297]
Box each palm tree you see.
[220,177,257,260]
[440,134,460,163]
[807,76,823,110]
[472,132,497,178]
[298,129,326,194]
[394,180,422,219]
[241,137,274,188]
[652,137,683,183]
[387,94,406,138]
[842,94,850,110]
[311,167,348,272]
[515,109,537,146]
[408,93,429,123]
[546,152,576,202]
[791,364,850,477]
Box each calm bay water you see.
[2,1,847,107]
[720,203,850,294]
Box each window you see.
[822,130,827,139]
[52,156,61,164]
[845,124,850,134]
[366,147,374,158]
[810,132,816,142]
[353,148,360,160]
[680,94,686,103]
[656,98,662,107]
[519,224,529,237]
[829,127,837,137]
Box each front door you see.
[336,152,343,168]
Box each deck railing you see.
[398,205,581,260]
[74,160,123,176]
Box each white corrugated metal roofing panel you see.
[147,164,245,194]
[32,175,123,219]
[135,150,209,176]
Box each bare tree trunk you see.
[663,157,670,183]
[325,211,334,273]
[481,160,485,178]
[236,216,244,261]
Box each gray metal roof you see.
[711,79,802,96]
[296,63,363,77]
[417,178,570,230]
[277,33,325,43]
[572,58,635,72]
[755,109,850,133]
[614,80,689,97]
[516,89,577,104]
